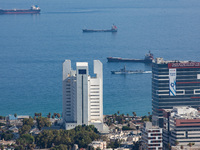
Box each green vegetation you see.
[16,134,35,149]
[35,125,99,149]
[142,115,152,122]
[122,126,134,130]
[19,125,32,135]
[188,142,195,147]
[0,130,14,141]
[50,144,68,150]
[107,139,121,148]
[0,122,6,126]
[0,116,5,120]
[36,117,51,130]
[22,118,34,127]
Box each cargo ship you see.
[0,5,40,14]
[83,24,117,32]
[107,51,154,63]
[111,66,152,74]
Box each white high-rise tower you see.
[62,60,105,132]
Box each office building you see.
[62,60,104,132]
[141,122,162,150]
[163,106,200,148]
[152,58,200,127]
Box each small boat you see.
[111,66,152,74]
[82,24,117,32]
[0,5,40,14]
[107,51,154,63]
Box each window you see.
[198,74,200,79]
[194,89,200,95]
[79,69,86,74]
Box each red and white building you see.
[141,122,162,150]
[152,58,200,127]
[163,106,200,148]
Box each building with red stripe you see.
[152,58,200,127]
[163,107,200,148]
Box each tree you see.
[35,125,99,149]
[36,117,51,130]
[34,113,37,117]
[96,147,101,150]
[23,118,34,127]
[16,134,35,147]
[175,140,179,146]
[50,144,68,150]
[0,130,14,140]
[136,125,140,135]
[57,113,61,119]
[19,125,31,135]
[54,113,57,117]
[0,145,4,150]
[127,113,129,117]
[188,142,194,147]
[14,145,25,150]
[14,113,17,119]
[132,112,136,117]
[14,113,17,125]
[117,111,120,115]
[122,126,133,130]
[48,112,51,118]
[180,145,183,149]
[167,143,171,150]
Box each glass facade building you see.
[152,58,200,127]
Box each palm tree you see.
[34,113,38,117]
[132,112,136,117]
[54,113,57,117]
[180,145,183,149]
[114,113,117,118]
[117,111,120,115]
[48,112,51,118]
[14,113,17,125]
[57,113,61,118]
[188,142,194,147]
[175,140,179,146]
[167,143,171,150]
[136,125,139,135]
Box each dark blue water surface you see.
[1,0,200,117]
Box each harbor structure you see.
[141,122,162,150]
[152,58,200,127]
[163,106,200,148]
[62,60,105,132]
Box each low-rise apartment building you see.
[163,106,200,148]
[141,122,162,150]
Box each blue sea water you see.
[1,0,200,117]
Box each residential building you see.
[88,141,107,150]
[163,106,200,149]
[62,60,105,132]
[141,122,162,150]
[152,58,200,127]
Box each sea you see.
[0,0,200,117]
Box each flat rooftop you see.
[154,57,194,64]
